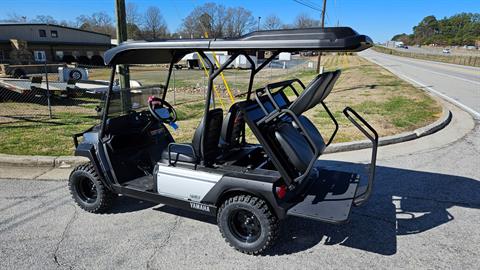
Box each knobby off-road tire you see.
[217,195,279,255]
[68,162,115,213]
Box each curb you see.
[0,106,452,168]
[0,154,88,168]
[324,106,452,153]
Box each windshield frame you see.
[100,65,117,138]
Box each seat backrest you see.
[317,69,341,102]
[192,108,223,165]
[293,115,326,154]
[289,72,334,115]
[220,104,244,149]
[274,122,315,173]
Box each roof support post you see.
[162,51,176,101]
[197,51,215,116]
[199,51,240,115]
[246,51,280,100]
[211,52,239,79]
[100,65,117,138]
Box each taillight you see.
[276,185,287,199]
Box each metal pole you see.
[256,17,261,68]
[173,69,176,105]
[162,55,175,101]
[115,0,131,113]
[316,0,327,74]
[44,60,52,118]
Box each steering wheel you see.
[147,96,177,123]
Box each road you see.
[360,49,480,118]
[1,52,479,269]
[391,46,480,57]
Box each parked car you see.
[442,48,451,54]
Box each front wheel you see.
[217,195,279,255]
[68,162,115,213]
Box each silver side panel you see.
[156,164,223,202]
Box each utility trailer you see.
[69,27,377,254]
[0,77,74,98]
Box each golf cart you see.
[69,27,377,254]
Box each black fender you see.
[201,176,287,219]
[74,143,114,191]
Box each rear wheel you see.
[68,162,115,213]
[217,195,279,255]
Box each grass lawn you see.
[0,54,442,156]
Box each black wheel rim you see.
[228,209,261,243]
[76,177,98,204]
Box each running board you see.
[287,169,359,224]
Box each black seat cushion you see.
[220,104,245,149]
[293,116,326,154]
[275,122,315,172]
[289,72,334,115]
[161,143,197,163]
[192,108,223,165]
[317,70,341,102]
[164,109,223,165]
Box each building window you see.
[51,30,58,38]
[34,51,46,62]
[55,51,64,61]
[39,29,46,37]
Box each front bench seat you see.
[162,108,223,166]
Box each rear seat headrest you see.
[289,72,334,115]
[317,70,341,102]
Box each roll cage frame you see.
[100,49,280,139]
[97,27,377,198]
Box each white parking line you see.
[364,56,480,120]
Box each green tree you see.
[392,13,480,46]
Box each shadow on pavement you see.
[108,195,157,214]
[266,161,480,256]
[147,161,479,256]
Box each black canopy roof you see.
[104,27,372,65]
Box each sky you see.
[1,0,479,42]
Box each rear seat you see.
[274,121,315,172]
[232,71,341,176]
[292,116,326,154]
[265,71,340,153]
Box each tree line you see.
[392,13,480,46]
[1,2,322,40]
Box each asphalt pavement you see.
[1,52,479,269]
[391,46,480,57]
[360,49,480,118]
